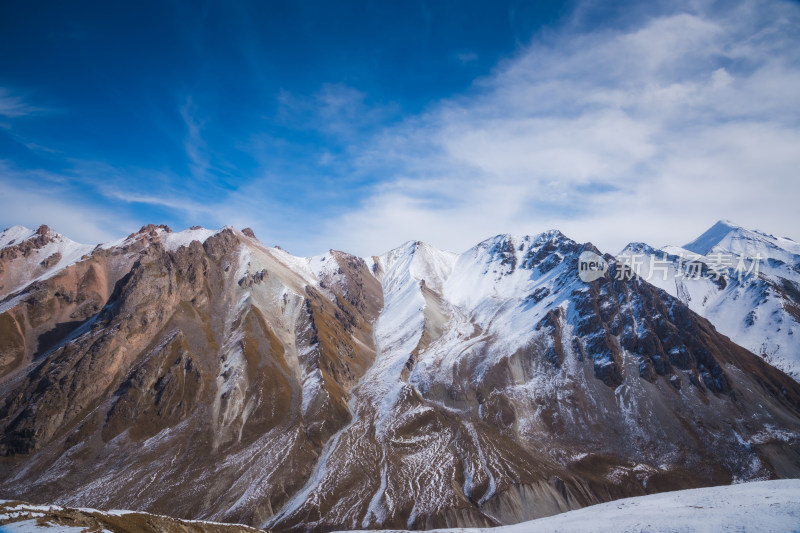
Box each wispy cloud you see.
[456,52,479,65]
[0,88,44,119]
[311,0,800,256]
[275,83,400,142]
[179,96,211,182]
[103,188,212,214]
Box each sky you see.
[0,0,798,257]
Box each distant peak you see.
[620,242,656,255]
[1,224,32,235]
[0,225,36,249]
[133,223,172,238]
[478,230,568,249]
[393,239,429,254]
[714,219,743,232]
[683,220,746,255]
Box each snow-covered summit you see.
[371,240,458,293]
[684,219,800,262]
[619,241,658,256]
[0,225,95,301]
[0,225,38,249]
[99,224,223,252]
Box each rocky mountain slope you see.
[1,223,799,532]
[619,220,800,380]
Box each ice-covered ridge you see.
[370,229,584,422]
[683,219,743,255]
[374,240,458,290]
[0,225,37,249]
[99,225,221,252]
[445,230,578,310]
[163,227,219,252]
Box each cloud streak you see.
[0,88,43,119]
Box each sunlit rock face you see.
[1,224,799,532]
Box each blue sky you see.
[1,0,799,256]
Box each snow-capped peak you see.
[99,224,224,253]
[0,225,38,249]
[163,226,219,252]
[619,242,658,256]
[375,240,458,292]
[0,225,95,301]
[683,220,744,255]
[684,220,800,260]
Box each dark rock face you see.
[0,227,799,532]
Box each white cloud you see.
[180,96,213,183]
[312,0,800,257]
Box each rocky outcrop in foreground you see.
[0,500,266,532]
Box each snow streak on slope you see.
[267,240,460,529]
[369,241,457,410]
[334,479,800,533]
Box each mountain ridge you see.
[1,221,799,531]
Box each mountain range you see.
[0,221,799,532]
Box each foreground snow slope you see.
[335,479,800,533]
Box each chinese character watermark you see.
[578,251,762,283]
